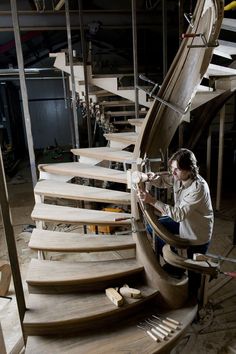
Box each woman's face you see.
[170,160,190,181]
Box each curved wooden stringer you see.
[162,245,219,278]
[22,1,225,352]
[131,0,224,308]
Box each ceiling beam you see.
[0,10,161,31]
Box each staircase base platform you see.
[25,301,198,353]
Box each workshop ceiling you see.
[0,1,235,79]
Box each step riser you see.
[24,294,159,336]
[27,271,144,294]
[29,244,136,252]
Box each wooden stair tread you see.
[128,118,144,126]
[31,203,132,225]
[103,132,138,144]
[25,302,198,352]
[26,258,143,289]
[23,285,157,335]
[34,180,131,204]
[29,229,135,252]
[38,162,128,184]
[71,147,134,163]
[100,100,134,107]
[105,110,146,117]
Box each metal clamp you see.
[138,74,160,97]
[182,32,219,48]
[137,85,191,115]
[184,13,194,28]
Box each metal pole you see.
[216,105,225,211]
[206,126,212,186]
[64,73,76,150]
[10,0,37,187]
[65,0,80,149]
[0,146,26,338]
[131,0,139,119]
[178,0,184,47]
[78,0,92,147]
[162,0,167,78]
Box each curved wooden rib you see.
[135,1,224,158]
[131,0,224,308]
[162,245,219,277]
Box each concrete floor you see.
[0,160,235,353]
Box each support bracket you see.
[182,33,219,48]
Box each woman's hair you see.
[168,148,199,179]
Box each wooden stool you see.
[0,261,11,297]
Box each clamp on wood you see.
[182,32,219,48]
[137,79,191,115]
[138,74,161,97]
[184,13,194,28]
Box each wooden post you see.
[206,126,212,186]
[10,0,37,187]
[216,105,225,211]
[0,147,26,339]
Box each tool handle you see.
[162,319,178,330]
[181,33,200,38]
[147,330,158,341]
[151,328,166,340]
[158,323,172,333]
[166,317,180,325]
[154,325,169,336]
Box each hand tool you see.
[152,315,178,330]
[145,319,169,336]
[139,322,165,340]
[157,315,180,325]
[137,324,159,342]
[150,317,173,333]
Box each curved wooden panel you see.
[131,0,224,308]
[135,1,224,158]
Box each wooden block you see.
[0,261,11,296]
[105,288,124,307]
[119,286,142,299]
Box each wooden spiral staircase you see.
[1,1,227,352]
